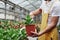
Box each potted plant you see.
[23,15,36,36]
[0,28,27,40]
[0,20,27,40]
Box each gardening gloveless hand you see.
[29,12,35,19]
[31,31,43,37]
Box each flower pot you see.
[26,25,36,36]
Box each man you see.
[30,0,60,40]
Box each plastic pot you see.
[26,25,36,36]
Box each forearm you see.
[39,23,56,36]
[30,8,42,16]
[33,9,42,16]
[30,8,42,18]
[39,17,59,36]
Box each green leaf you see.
[24,15,35,25]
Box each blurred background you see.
[0,0,60,40]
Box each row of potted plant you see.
[0,15,40,40]
[0,28,27,40]
[0,20,27,40]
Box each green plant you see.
[0,20,27,40]
[57,24,60,30]
[19,29,27,40]
[0,20,20,29]
[0,28,27,40]
[24,15,35,25]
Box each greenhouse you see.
[0,0,60,40]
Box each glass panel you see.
[0,14,5,19]
[6,14,14,20]
[0,9,5,14]
[9,0,25,4]
[19,1,30,7]
[25,5,33,8]
[0,1,5,8]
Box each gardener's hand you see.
[31,31,39,37]
[29,12,35,19]
[31,31,43,37]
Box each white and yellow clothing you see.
[40,1,60,24]
[38,1,60,40]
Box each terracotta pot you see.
[26,25,36,36]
